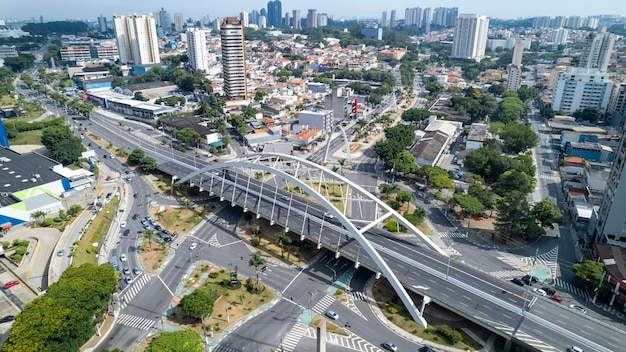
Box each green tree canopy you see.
[41,125,85,165]
[128,148,145,165]
[492,169,535,196]
[176,127,201,146]
[500,123,539,154]
[179,289,217,320]
[401,108,430,123]
[495,191,531,239]
[496,96,526,124]
[139,156,158,172]
[390,151,418,174]
[146,330,203,352]
[531,198,564,229]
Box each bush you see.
[14,246,27,255]
[86,246,92,254]
[385,221,405,232]
[404,213,424,226]
[10,253,22,262]
[19,240,29,247]
[388,305,399,314]
[250,237,260,247]
[209,272,219,279]
[436,325,463,344]
[2,241,10,248]
[386,200,401,210]
[42,218,54,227]
[53,217,62,222]
[335,288,344,297]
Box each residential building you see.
[551,28,569,45]
[240,11,249,27]
[292,10,301,29]
[381,11,388,27]
[284,12,290,28]
[422,7,432,30]
[113,13,160,65]
[220,17,248,100]
[317,13,328,27]
[580,28,615,72]
[552,67,613,115]
[390,10,396,28]
[186,28,209,72]
[307,9,318,28]
[506,37,524,91]
[158,7,171,32]
[432,7,458,27]
[552,16,566,28]
[608,82,626,127]
[405,7,422,27]
[532,16,552,27]
[451,14,489,62]
[595,131,626,248]
[465,123,491,150]
[173,13,184,32]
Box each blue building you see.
[564,141,614,162]
[361,27,383,40]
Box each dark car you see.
[511,278,526,286]
[133,192,138,198]
[542,287,556,296]
[0,315,15,323]
[132,214,139,220]
[522,275,539,284]
[419,346,436,352]
[123,229,130,236]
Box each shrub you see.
[14,246,27,255]
[250,237,260,247]
[385,221,405,232]
[86,246,92,254]
[436,325,463,344]
[54,217,62,222]
[387,200,401,210]
[335,288,344,297]
[19,240,29,247]
[2,241,10,248]
[404,213,424,226]
[10,253,22,262]
[42,218,54,227]
[209,272,219,279]
[388,305,399,314]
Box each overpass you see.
[178,153,624,352]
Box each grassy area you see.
[149,206,206,235]
[139,238,169,272]
[8,129,43,145]
[296,182,348,214]
[1,95,15,106]
[73,196,119,267]
[309,315,349,336]
[168,267,275,335]
[372,279,482,351]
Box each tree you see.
[41,126,85,165]
[488,84,506,96]
[68,204,82,217]
[111,76,126,88]
[251,224,261,236]
[495,191,531,239]
[492,169,534,196]
[179,289,216,336]
[248,254,266,288]
[452,194,484,228]
[395,191,415,211]
[401,108,430,123]
[3,54,36,72]
[30,210,47,224]
[500,123,539,154]
[128,148,145,165]
[139,156,158,173]
[178,77,195,92]
[573,107,601,123]
[572,261,607,292]
[176,128,201,147]
[532,198,564,230]
[143,230,156,250]
[274,230,292,257]
[146,330,203,352]
[254,90,266,102]
[390,151,418,174]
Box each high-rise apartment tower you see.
[220,17,248,100]
[113,13,160,65]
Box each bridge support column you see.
[504,338,512,352]
[316,319,326,352]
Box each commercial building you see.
[158,7,171,32]
[267,0,282,28]
[292,10,301,29]
[220,17,248,100]
[361,27,383,41]
[0,45,18,59]
[595,132,626,248]
[381,11,388,28]
[307,9,318,28]
[580,28,615,72]
[186,28,209,72]
[173,13,184,33]
[552,67,613,115]
[98,14,108,32]
[297,109,333,134]
[451,14,489,62]
[113,13,160,65]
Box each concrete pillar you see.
[316,319,326,352]
[504,338,512,352]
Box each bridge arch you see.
[322,125,351,169]
[178,153,446,328]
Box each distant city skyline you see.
[2,0,625,22]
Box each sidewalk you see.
[81,313,117,352]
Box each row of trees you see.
[3,54,36,72]
[127,148,158,173]
[3,263,117,352]
[448,87,497,122]
[21,74,94,117]
[114,65,211,94]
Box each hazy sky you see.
[3,0,625,22]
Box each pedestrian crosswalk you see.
[120,274,151,309]
[280,323,308,352]
[539,172,559,183]
[522,246,558,276]
[116,313,156,331]
[553,278,590,299]
[349,290,367,301]
[305,329,385,352]
[311,295,335,315]
[345,290,367,320]
[488,269,526,280]
[437,231,467,239]
[169,235,186,248]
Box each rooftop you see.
[0,147,64,195]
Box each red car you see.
[549,295,563,304]
[3,281,19,289]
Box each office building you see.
[292,10,301,29]
[173,13,184,32]
[186,28,209,72]
[552,67,613,115]
[361,27,383,40]
[98,15,108,32]
[389,10,397,28]
[158,7,171,32]
[307,9,318,28]
[580,28,615,72]
[552,16,566,28]
[113,13,160,65]
[267,0,282,28]
[317,13,328,27]
[259,16,267,28]
[298,109,333,134]
[505,37,524,91]
[451,14,489,62]
[220,17,248,100]
[284,12,290,28]
[595,131,626,248]
[381,11,388,27]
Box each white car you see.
[569,305,587,315]
[189,242,198,250]
[323,212,334,219]
[120,254,127,261]
[325,310,338,320]
[120,221,127,228]
[532,288,547,297]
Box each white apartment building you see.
[551,27,569,45]
[113,13,160,65]
[220,17,248,100]
[595,133,626,248]
[506,37,524,91]
[186,29,209,72]
[451,14,489,62]
[298,109,333,134]
[552,67,613,115]
[580,28,615,72]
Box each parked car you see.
[325,310,339,320]
[532,288,547,297]
[0,315,15,323]
[542,287,556,296]
[511,278,525,286]
[120,221,127,228]
[2,281,19,289]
